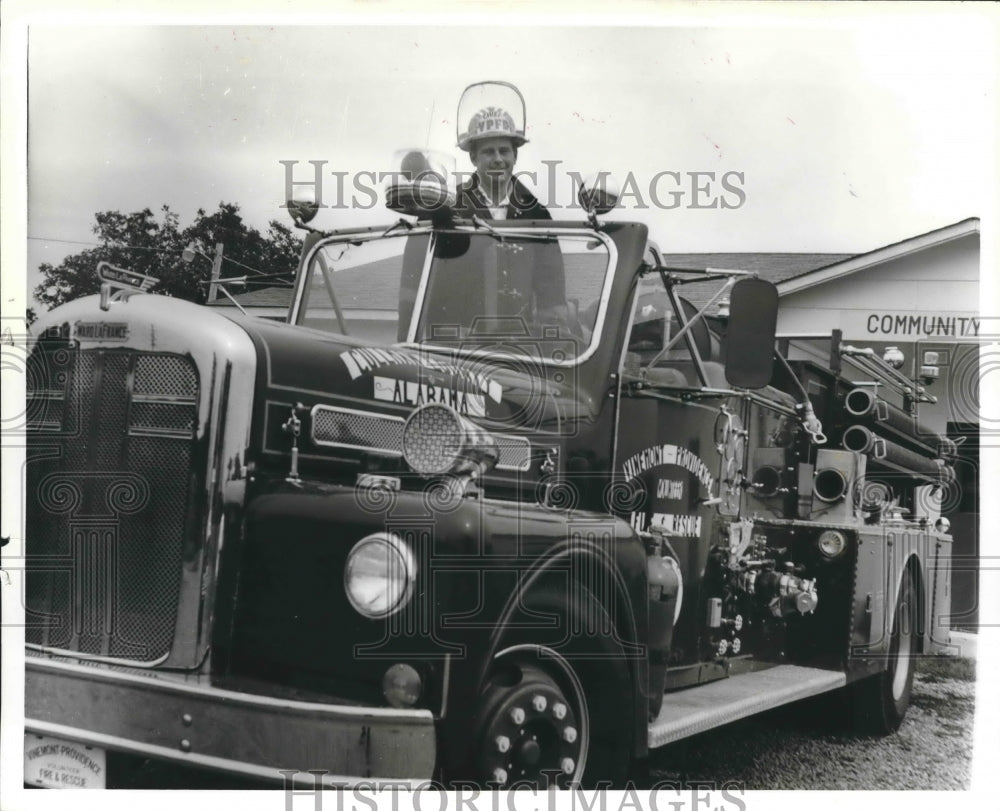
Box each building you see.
[776,218,981,630]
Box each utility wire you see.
[29,235,288,279]
[28,236,102,246]
[216,253,278,277]
[30,236,187,255]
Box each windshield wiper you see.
[470,215,500,237]
[380,218,415,239]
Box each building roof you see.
[662,253,854,283]
[209,285,294,308]
[775,217,980,296]
[656,252,854,310]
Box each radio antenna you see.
[426,101,435,148]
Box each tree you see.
[34,203,303,310]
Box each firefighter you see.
[397,101,572,343]
[453,105,568,333]
[455,105,550,221]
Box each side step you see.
[648,664,847,748]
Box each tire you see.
[850,567,919,734]
[463,596,635,789]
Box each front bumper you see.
[26,657,436,786]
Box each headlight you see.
[817,530,848,558]
[344,533,416,619]
[402,403,499,477]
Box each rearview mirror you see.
[577,173,620,217]
[285,188,320,225]
[724,278,778,389]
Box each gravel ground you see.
[647,657,976,790]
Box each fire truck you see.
[22,97,956,790]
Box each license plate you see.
[24,734,107,789]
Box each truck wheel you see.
[470,625,634,790]
[851,567,919,734]
[474,647,588,789]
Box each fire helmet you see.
[457,106,528,151]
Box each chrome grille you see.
[25,347,201,663]
[493,436,532,472]
[134,355,198,398]
[310,404,531,471]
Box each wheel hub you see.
[515,738,541,768]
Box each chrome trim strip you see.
[130,394,197,404]
[28,657,433,716]
[439,654,451,719]
[310,404,532,471]
[24,643,171,668]
[127,428,194,439]
[406,231,438,344]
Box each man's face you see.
[471,137,517,193]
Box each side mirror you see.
[724,278,778,389]
[285,187,320,225]
[577,173,620,217]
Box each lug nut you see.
[532,694,547,712]
[493,768,508,786]
[552,702,567,720]
[495,735,511,753]
[561,757,575,775]
[563,726,577,744]
[509,707,525,725]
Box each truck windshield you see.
[295,228,613,363]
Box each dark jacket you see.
[455,175,553,221]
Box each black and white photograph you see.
[1,1,997,807]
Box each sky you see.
[14,10,998,308]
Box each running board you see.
[648,664,847,748]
